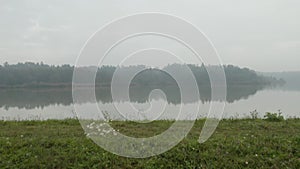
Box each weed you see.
[250,109,259,119]
[264,110,284,122]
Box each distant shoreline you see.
[0,62,285,89]
[0,82,276,89]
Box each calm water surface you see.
[0,85,299,120]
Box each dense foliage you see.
[0,62,284,87]
[0,62,73,86]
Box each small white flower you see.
[255,154,258,157]
[20,135,24,138]
[245,161,248,165]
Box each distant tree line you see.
[0,62,284,87]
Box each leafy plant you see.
[264,110,284,122]
[250,109,259,119]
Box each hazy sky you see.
[0,0,299,72]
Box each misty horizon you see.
[1,61,300,73]
[1,1,300,167]
[1,1,300,72]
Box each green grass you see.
[0,119,299,168]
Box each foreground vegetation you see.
[0,119,299,168]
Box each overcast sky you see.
[0,0,299,72]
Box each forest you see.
[0,62,285,87]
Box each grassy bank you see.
[0,119,299,168]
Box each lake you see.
[0,84,299,121]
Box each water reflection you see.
[0,84,299,120]
[0,85,267,110]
